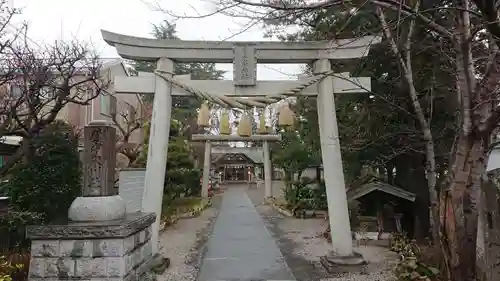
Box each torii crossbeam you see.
[114,72,371,96]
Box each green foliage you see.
[164,137,202,201]
[6,121,81,222]
[265,2,456,188]
[272,127,314,178]
[283,178,327,216]
[0,252,29,281]
[390,233,441,281]
[134,119,182,168]
[167,138,193,169]
[0,211,44,250]
[135,119,201,203]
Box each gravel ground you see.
[158,185,398,281]
[246,184,398,281]
[156,197,220,281]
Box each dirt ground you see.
[156,197,221,281]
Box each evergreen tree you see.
[7,121,82,222]
[134,20,225,123]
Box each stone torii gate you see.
[192,134,281,198]
[102,30,379,264]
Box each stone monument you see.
[26,120,156,281]
[119,168,147,213]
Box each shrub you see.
[0,211,43,250]
[181,168,201,197]
[311,180,327,210]
[0,252,30,281]
[283,179,309,211]
[6,121,81,222]
[283,178,328,214]
[163,135,201,202]
[390,233,442,281]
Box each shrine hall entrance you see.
[212,153,256,183]
[224,165,249,181]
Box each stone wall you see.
[27,213,155,281]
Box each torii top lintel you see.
[101,30,381,86]
[101,30,380,64]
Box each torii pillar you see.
[202,140,211,197]
[262,139,272,198]
[142,58,173,254]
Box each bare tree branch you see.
[0,1,107,175]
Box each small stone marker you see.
[119,168,146,213]
[68,120,125,222]
[83,120,117,196]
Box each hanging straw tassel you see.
[237,112,252,137]
[219,109,231,135]
[257,111,268,135]
[278,102,294,127]
[197,102,210,127]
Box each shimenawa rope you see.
[153,69,335,109]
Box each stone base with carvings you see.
[26,212,155,281]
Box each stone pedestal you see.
[320,251,367,274]
[26,213,155,281]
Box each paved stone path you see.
[197,186,296,281]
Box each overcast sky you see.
[11,0,303,80]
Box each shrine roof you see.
[211,152,260,164]
[487,144,500,172]
[347,180,416,202]
[211,146,264,163]
[242,151,264,163]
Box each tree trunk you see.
[440,135,486,281]
[21,137,34,164]
[376,6,440,245]
[394,153,429,239]
[386,161,394,185]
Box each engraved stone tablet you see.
[83,120,116,196]
[119,168,146,213]
[233,44,257,86]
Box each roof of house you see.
[347,179,416,202]
[101,59,132,76]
